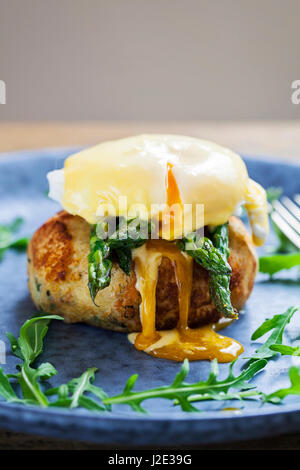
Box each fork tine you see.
[273,200,300,234]
[271,211,300,250]
[281,196,300,221]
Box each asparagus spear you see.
[88,219,148,303]
[211,222,230,259]
[179,223,237,319]
[178,234,231,276]
[210,223,237,318]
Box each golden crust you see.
[27,212,257,332]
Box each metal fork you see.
[271,194,300,250]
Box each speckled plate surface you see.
[0,148,299,446]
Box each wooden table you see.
[0,121,299,450]
[0,120,300,162]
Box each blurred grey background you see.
[0,0,299,121]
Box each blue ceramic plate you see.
[0,148,299,446]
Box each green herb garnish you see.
[269,344,300,356]
[88,219,148,303]
[266,367,300,404]
[0,217,29,260]
[103,358,267,413]
[179,223,236,318]
[0,368,21,403]
[46,367,110,411]
[245,306,298,362]
[1,315,109,411]
[0,307,299,413]
[5,315,63,407]
[259,253,300,276]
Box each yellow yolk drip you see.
[244,179,269,246]
[130,240,243,362]
[133,244,162,349]
[130,163,244,362]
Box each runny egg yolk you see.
[160,162,183,240]
[166,162,182,207]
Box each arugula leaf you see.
[77,395,109,411]
[269,344,300,356]
[0,227,12,250]
[46,367,110,411]
[245,306,298,362]
[265,367,300,404]
[36,362,58,381]
[186,389,264,405]
[9,237,30,250]
[0,218,29,259]
[6,332,23,360]
[1,314,110,411]
[7,315,63,364]
[103,358,267,413]
[66,368,99,409]
[6,361,57,407]
[3,315,64,407]
[7,217,24,232]
[259,253,300,276]
[0,368,19,402]
[15,362,49,407]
